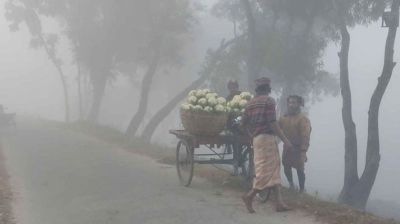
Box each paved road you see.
[1,122,320,224]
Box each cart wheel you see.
[241,147,253,189]
[176,140,194,187]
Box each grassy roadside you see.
[59,121,398,224]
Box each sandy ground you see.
[0,123,322,224]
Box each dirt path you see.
[1,123,322,224]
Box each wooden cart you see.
[169,130,253,187]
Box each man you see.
[226,79,241,101]
[241,77,292,213]
[279,95,311,193]
[226,79,242,132]
[226,80,242,174]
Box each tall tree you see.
[124,0,195,138]
[257,0,339,112]
[65,0,118,122]
[333,0,399,209]
[5,0,116,122]
[75,55,83,120]
[211,0,339,109]
[241,0,259,89]
[5,1,71,122]
[5,0,195,124]
[330,0,360,207]
[141,37,241,142]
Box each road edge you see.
[0,138,16,224]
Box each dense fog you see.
[0,0,399,220]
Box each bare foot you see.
[242,195,255,213]
[276,203,292,212]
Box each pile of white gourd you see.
[180,89,228,114]
[226,92,253,115]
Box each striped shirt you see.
[242,95,276,137]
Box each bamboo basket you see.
[180,110,228,136]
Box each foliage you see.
[5,0,196,121]
[209,0,339,104]
[208,0,390,104]
[5,1,63,67]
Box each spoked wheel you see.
[176,140,194,187]
[240,146,254,189]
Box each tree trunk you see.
[277,17,315,116]
[241,0,258,90]
[140,37,240,142]
[338,23,360,205]
[39,35,70,122]
[348,0,399,209]
[141,76,207,142]
[338,0,399,209]
[77,60,83,120]
[83,69,91,116]
[87,74,106,123]
[125,46,161,138]
[57,66,70,123]
[277,85,289,116]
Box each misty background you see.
[0,0,399,219]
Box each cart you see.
[169,129,254,187]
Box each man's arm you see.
[271,121,293,148]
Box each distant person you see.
[225,80,243,174]
[226,79,241,101]
[226,79,243,132]
[241,77,292,213]
[279,95,311,193]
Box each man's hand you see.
[272,122,292,148]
